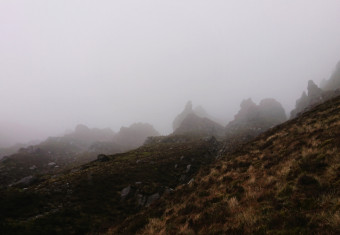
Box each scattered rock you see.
[48,162,56,167]
[121,185,131,198]
[13,175,35,187]
[186,165,191,173]
[29,165,37,170]
[187,178,194,185]
[145,193,160,207]
[137,194,147,206]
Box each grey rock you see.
[186,164,191,173]
[187,178,194,185]
[29,165,37,170]
[121,185,131,198]
[146,193,160,207]
[13,175,34,186]
[137,194,147,206]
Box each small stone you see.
[121,185,131,198]
[48,162,56,167]
[29,165,37,170]
[186,164,191,173]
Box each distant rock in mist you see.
[42,124,116,152]
[114,123,160,150]
[173,113,225,137]
[320,60,340,91]
[291,66,340,118]
[172,101,223,131]
[173,101,194,131]
[226,98,286,138]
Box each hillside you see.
[0,123,160,188]
[111,95,340,234]
[0,137,220,234]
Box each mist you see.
[1,0,340,147]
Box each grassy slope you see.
[113,95,340,234]
[0,138,219,234]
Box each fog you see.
[1,0,340,147]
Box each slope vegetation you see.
[0,137,219,234]
[113,95,340,234]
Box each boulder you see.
[13,175,35,187]
[97,154,109,162]
[145,193,160,207]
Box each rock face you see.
[226,98,286,139]
[290,79,340,119]
[173,101,194,131]
[172,101,223,132]
[173,113,225,137]
[321,61,340,91]
[291,61,340,119]
[114,123,160,150]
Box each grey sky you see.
[1,0,340,146]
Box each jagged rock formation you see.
[0,124,159,187]
[173,101,194,131]
[114,90,340,235]
[321,60,340,90]
[114,123,160,150]
[290,61,340,119]
[173,113,225,137]
[226,98,286,139]
[290,79,340,118]
[172,101,222,132]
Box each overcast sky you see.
[1,0,340,146]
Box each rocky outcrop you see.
[172,101,223,132]
[173,113,225,137]
[291,61,340,119]
[226,98,286,139]
[290,79,340,118]
[173,101,194,131]
[321,61,340,91]
[114,123,160,150]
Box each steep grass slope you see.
[0,137,219,234]
[113,95,340,234]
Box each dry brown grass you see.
[111,96,340,234]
